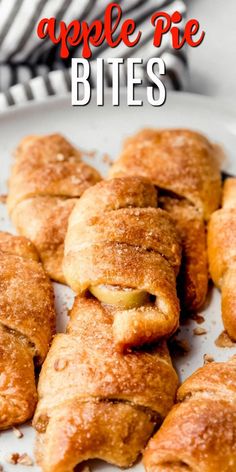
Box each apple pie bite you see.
[7,134,101,283]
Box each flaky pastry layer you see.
[110,129,221,312]
[0,232,55,428]
[144,356,236,472]
[63,177,181,350]
[208,178,236,339]
[34,296,178,471]
[7,134,101,283]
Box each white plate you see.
[0,90,236,472]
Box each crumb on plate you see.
[5,453,33,466]
[203,353,215,364]
[0,194,7,204]
[215,330,236,348]
[190,313,205,324]
[17,454,33,466]
[193,327,207,336]
[12,426,23,438]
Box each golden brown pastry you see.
[33,296,178,471]
[208,178,236,339]
[110,129,222,311]
[0,232,55,429]
[63,177,182,350]
[143,356,236,472]
[7,134,101,283]
[160,197,208,312]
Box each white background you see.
[187,0,236,99]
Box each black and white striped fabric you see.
[0,0,188,111]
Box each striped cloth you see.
[0,0,188,111]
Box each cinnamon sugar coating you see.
[110,129,221,311]
[63,177,182,350]
[208,178,236,339]
[7,134,101,283]
[0,232,55,429]
[34,296,178,471]
[110,129,221,219]
[144,356,236,472]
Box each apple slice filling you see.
[90,284,150,309]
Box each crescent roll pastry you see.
[63,177,182,350]
[7,134,101,283]
[33,296,178,471]
[110,129,221,311]
[0,232,55,429]
[143,356,236,472]
[159,196,208,312]
[208,178,236,339]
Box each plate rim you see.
[1,89,236,121]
